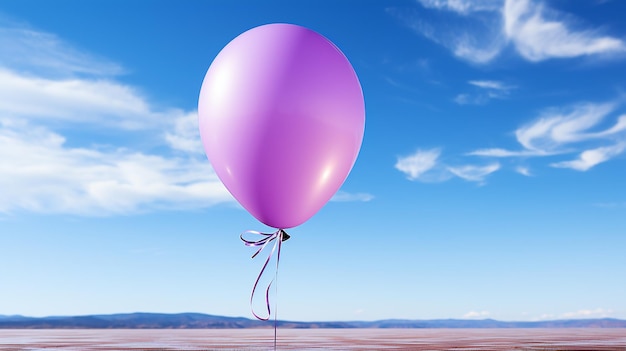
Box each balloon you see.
[198,23,365,229]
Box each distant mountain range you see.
[0,313,624,329]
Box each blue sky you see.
[0,0,625,322]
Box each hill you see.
[0,313,625,329]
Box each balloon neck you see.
[278,229,290,242]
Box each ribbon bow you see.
[240,229,290,321]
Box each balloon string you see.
[273,241,280,351]
[240,229,290,322]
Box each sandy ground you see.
[0,328,625,350]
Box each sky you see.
[0,0,625,323]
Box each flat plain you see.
[0,328,625,350]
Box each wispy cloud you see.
[551,142,626,171]
[534,308,615,321]
[388,6,505,64]
[453,94,475,105]
[468,80,511,90]
[396,148,499,183]
[537,313,555,320]
[515,102,621,151]
[470,148,551,157]
[453,36,505,63]
[331,191,375,202]
[0,21,237,215]
[448,163,500,182]
[455,79,515,105]
[165,111,204,154]
[417,0,501,15]
[0,120,233,215]
[470,101,626,171]
[515,166,532,176]
[0,68,167,130]
[463,310,490,318]
[0,23,123,77]
[504,0,625,61]
[0,19,183,133]
[395,0,625,64]
[561,308,613,319]
[395,148,442,181]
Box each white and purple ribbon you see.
[240,229,290,321]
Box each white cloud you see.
[516,102,618,151]
[535,308,614,321]
[331,191,375,202]
[0,22,229,213]
[417,0,502,14]
[387,6,505,64]
[417,0,473,14]
[551,143,626,171]
[463,310,490,318]
[504,0,625,61]
[0,22,235,216]
[454,93,489,105]
[469,148,550,157]
[0,23,123,77]
[396,148,499,183]
[395,148,442,180]
[448,163,500,182]
[515,166,532,176]
[0,68,173,130]
[453,94,471,105]
[400,0,626,63]
[0,21,181,131]
[452,35,505,63]
[455,80,515,105]
[468,80,510,90]
[597,114,626,137]
[538,313,555,320]
[0,120,233,215]
[165,111,204,154]
[561,308,613,319]
[470,101,626,171]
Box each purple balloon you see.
[198,23,365,229]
